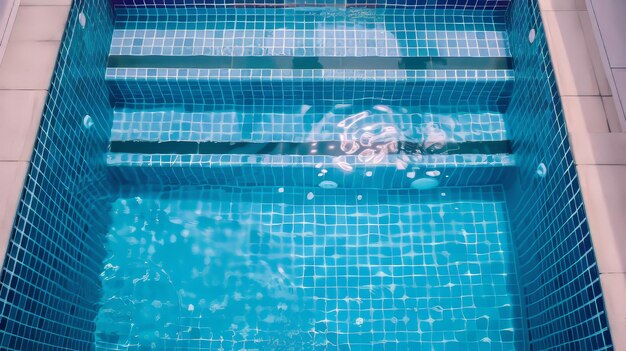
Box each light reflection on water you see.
[180,103,454,177]
[96,197,316,349]
[328,103,450,174]
[95,187,521,350]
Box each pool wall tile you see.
[110,109,508,143]
[106,68,514,110]
[106,153,515,187]
[110,7,510,58]
[503,0,612,349]
[0,0,115,349]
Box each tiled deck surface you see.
[0,0,70,270]
[586,0,626,132]
[539,0,626,348]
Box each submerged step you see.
[106,68,514,109]
[111,7,509,58]
[111,106,508,144]
[108,55,512,70]
[106,153,515,187]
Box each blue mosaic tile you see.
[106,68,514,110]
[111,107,507,143]
[106,153,515,187]
[111,8,509,57]
[96,185,523,350]
[0,0,115,350]
[502,1,613,349]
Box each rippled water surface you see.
[95,186,522,350]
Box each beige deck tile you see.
[539,0,587,11]
[542,10,601,96]
[602,96,623,132]
[20,0,72,5]
[10,5,70,42]
[0,90,47,161]
[599,274,626,349]
[570,132,626,165]
[562,96,609,133]
[0,161,28,269]
[578,165,626,274]
[0,40,60,90]
[579,11,613,96]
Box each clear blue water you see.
[94,5,527,350]
[96,186,522,350]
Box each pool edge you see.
[0,2,70,272]
[540,0,626,348]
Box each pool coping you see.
[539,0,626,348]
[0,0,20,63]
[0,0,71,271]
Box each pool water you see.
[96,186,522,350]
[95,4,527,350]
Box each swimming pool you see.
[0,0,613,350]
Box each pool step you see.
[110,107,508,143]
[106,103,514,187]
[106,153,515,187]
[104,2,516,189]
[106,68,514,109]
[110,7,509,58]
[106,5,514,109]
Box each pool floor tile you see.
[96,185,524,350]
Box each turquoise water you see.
[96,186,522,350]
[96,5,525,350]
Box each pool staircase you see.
[97,2,526,349]
[104,2,516,188]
